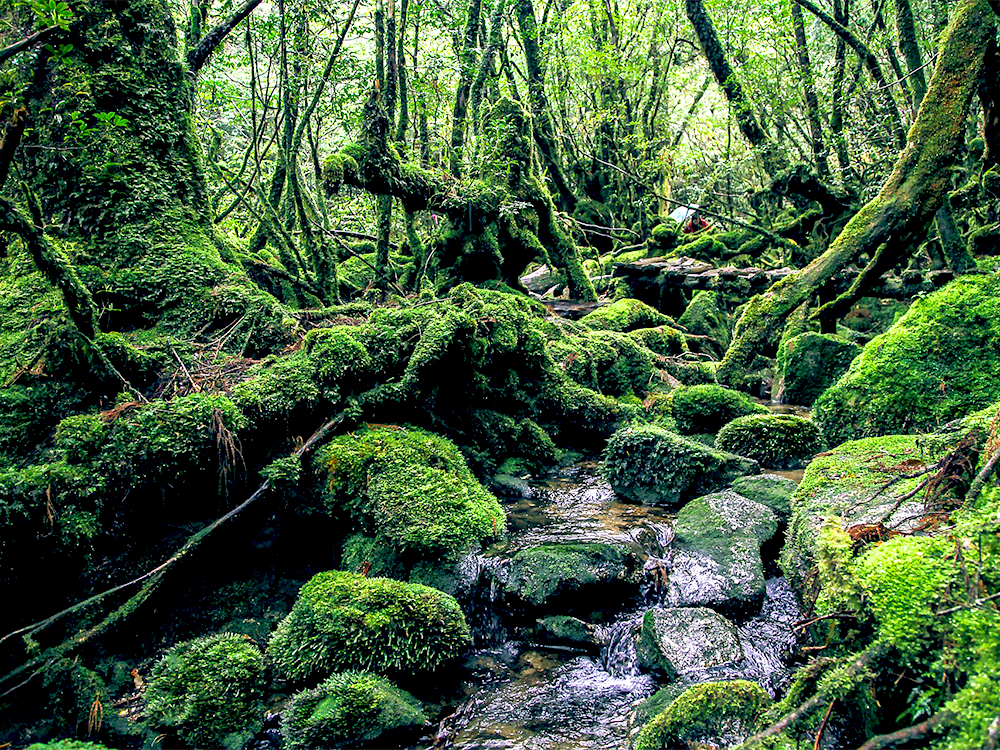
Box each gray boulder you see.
[635,607,744,679]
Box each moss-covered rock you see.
[534,615,598,649]
[813,273,1000,445]
[548,329,657,398]
[635,607,744,679]
[775,332,859,406]
[635,680,770,750]
[579,298,670,332]
[729,474,798,519]
[602,424,759,507]
[314,426,505,585]
[280,671,427,750]
[144,633,265,750]
[716,413,822,469]
[666,490,778,616]
[670,384,769,435]
[628,325,687,357]
[502,542,641,610]
[267,571,470,683]
[677,290,730,357]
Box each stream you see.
[407,463,801,750]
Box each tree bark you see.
[790,1,830,176]
[718,0,997,387]
[894,0,928,111]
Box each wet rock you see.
[635,607,744,680]
[775,331,859,406]
[729,474,798,519]
[492,473,536,499]
[503,542,642,611]
[534,615,599,651]
[665,491,778,617]
[602,425,759,507]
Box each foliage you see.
[281,671,426,750]
[267,571,470,683]
[144,633,265,750]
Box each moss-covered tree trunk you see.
[717,0,997,386]
[17,0,281,340]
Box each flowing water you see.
[409,463,801,750]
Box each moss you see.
[266,571,470,683]
[677,290,730,355]
[504,542,640,608]
[281,670,426,750]
[23,744,112,750]
[670,384,769,434]
[578,298,670,332]
[814,273,1000,445]
[548,329,657,398]
[635,680,770,750]
[628,325,687,357]
[729,474,798,518]
[602,424,759,506]
[776,332,859,406]
[716,413,822,469]
[230,351,321,429]
[144,633,265,750]
[315,426,504,581]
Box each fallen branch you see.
[855,710,953,750]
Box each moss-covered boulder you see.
[314,426,505,585]
[628,325,687,357]
[502,542,641,611]
[634,680,770,750]
[635,607,744,679]
[267,571,470,684]
[813,273,1000,445]
[775,332,859,406]
[579,298,671,332]
[729,474,798,519]
[666,490,778,616]
[716,413,822,469]
[280,671,427,750]
[534,615,599,650]
[670,384,769,435]
[677,290,730,357]
[602,424,759,507]
[144,633,265,750]
[547,329,657,398]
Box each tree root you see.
[855,710,954,750]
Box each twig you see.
[935,591,1000,616]
[966,445,1000,503]
[814,699,835,750]
[855,710,953,750]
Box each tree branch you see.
[187,0,265,73]
[0,25,57,67]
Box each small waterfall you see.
[455,552,510,646]
[597,612,643,679]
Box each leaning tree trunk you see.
[717,0,997,387]
[15,0,281,341]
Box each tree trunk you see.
[790,1,830,176]
[717,0,997,386]
[894,0,928,111]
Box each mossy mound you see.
[579,298,670,332]
[670,384,769,435]
[635,680,770,750]
[281,671,427,750]
[547,328,657,398]
[314,426,504,584]
[503,542,641,611]
[776,332,859,406]
[267,571,470,684]
[628,325,687,357]
[716,413,822,469]
[813,273,1000,445]
[729,474,798,518]
[602,424,759,507]
[677,290,730,356]
[144,633,265,750]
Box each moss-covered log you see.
[717,0,997,386]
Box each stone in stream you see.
[728,474,797,520]
[533,615,599,651]
[602,424,759,507]
[664,490,779,618]
[635,607,744,680]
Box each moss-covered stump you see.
[267,571,470,684]
[280,671,427,750]
[813,273,1000,445]
[502,542,642,612]
[716,414,822,470]
[729,474,798,519]
[579,298,671,332]
[313,426,505,586]
[670,384,769,435]
[602,424,759,507]
[666,491,778,617]
[634,680,770,750]
[635,607,744,679]
[780,434,949,592]
[144,633,265,750]
[775,332,859,406]
[677,290,731,357]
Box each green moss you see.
[23,743,112,750]
[281,670,426,750]
[716,413,822,469]
[729,474,798,518]
[635,680,770,750]
[602,424,758,506]
[144,633,265,750]
[670,384,769,434]
[677,290,730,354]
[266,571,470,683]
[814,273,1000,445]
[579,298,670,332]
[504,542,640,607]
[628,326,687,357]
[776,332,859,406]
[315,426,504,581]
[548,329,657,398]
